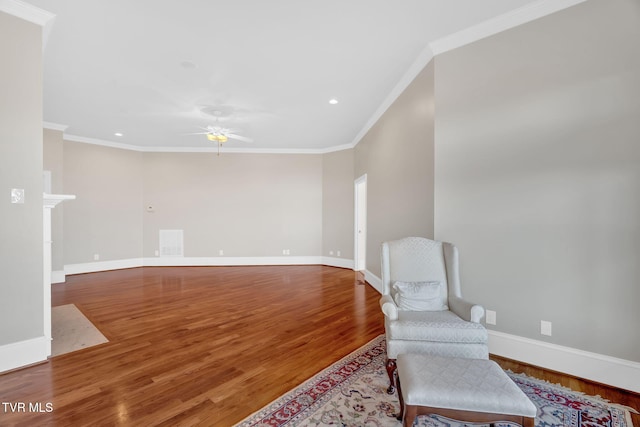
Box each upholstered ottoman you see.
[396,353,537,427]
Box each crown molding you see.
[349,0,589,150]
[0,0,57,51]
[429,0,590,55]
[64,134,147,152]
[349,44,434,148]
[0,0,54,26]
[46,0,590,155]
[63,133,353,155]
[43,121,68,132]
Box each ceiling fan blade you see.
[227,133,253,143]
[184,131,210,135]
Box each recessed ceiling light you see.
[114,132,123,137]
[329,99,339,105]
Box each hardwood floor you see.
[0,266,637,426]
[490,355,640,427]
[0,266,384,426]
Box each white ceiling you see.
[22,0,573,152]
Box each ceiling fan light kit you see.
[207,133,228,143]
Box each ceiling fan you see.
[189,125,253,155]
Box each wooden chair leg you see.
[385,358,397,394]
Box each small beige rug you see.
[51,304,108,356]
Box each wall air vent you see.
[159,229,184,257]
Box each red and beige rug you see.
[235,335,635,427]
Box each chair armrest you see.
[379,295,398,321]
[448,296,485,323]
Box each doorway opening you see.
[354,174,367,283]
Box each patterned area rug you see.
[235,335,635,427]
[51,304,108,356]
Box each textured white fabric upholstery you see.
[397,353,537,417]
[392,281,448,311]
[386,311,487,342]
[380,237,488,364]
[387,340,488,360]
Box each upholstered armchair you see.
[380,237,488,393]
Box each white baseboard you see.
[143,256,325,267]
[65,258,145,275]
[0,336,48,374]
[321,256,355,270]
[63,256,356,273]
[51,270,66,284]
[365,270,639,392]
[489,330,640,393]
[365,270,382,293]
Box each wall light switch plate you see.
[541,320,552,336]
[11,189,25,204]
[485,310,497,325]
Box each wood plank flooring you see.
[0,266,384,426]
[0,266,637,426]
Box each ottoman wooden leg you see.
[402,405,418,427]
[395,370,417,427]
[396,373,404,421]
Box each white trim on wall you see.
[364,269,382,294]
[0,0,56,51]
[366,270,639,393]
[64,258,145,275]
[0,0,54,26]
[489,330,640,394]
[58,258,640,391]
[62,256,356,276]
[43,122,68,132]
[51,270,65,284]
[321,256,355,270]
[38,1,590,156]
[0,336,48,373]
[349,46,434,148]
[62,133,353,155]
[429,0,589,55]
[144,256,325,267]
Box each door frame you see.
[354,174,367,272]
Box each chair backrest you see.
[381,237,462,306]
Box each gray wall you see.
[322,149,355,259]
[43,128,65,272]
[63,141,143,264]
[355,61,436,277]
[434,0,640,362]
[0,11,43,345]
[59,146,323,264]
[141,152,322,258]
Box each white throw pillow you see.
[392,281,448,311]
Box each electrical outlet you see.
[219,249,224,256]
[329,250,334,256]
[337,250,341,257]
[541,320,552,336]
[485,310,497,325]
[154,250,159,257]
[93,254,100,261]
[282,249,290,255]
